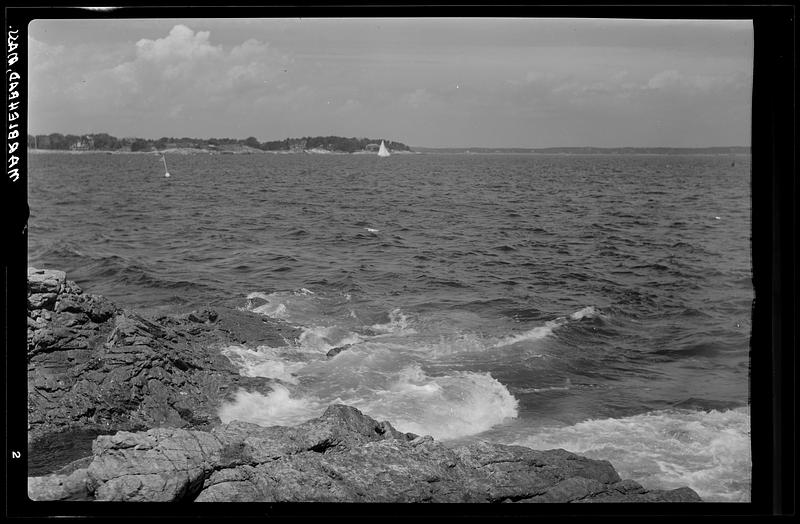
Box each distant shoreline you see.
[412,147,751,156]
[28,148,749,157]
[27,148,421,156]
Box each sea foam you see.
[369,308,416,335]
[220,345,305,383]
[509,406,751,502]
[352,364,519,440]
[217,358,519,441]
[494,306,601,347]
[218,385,326,427]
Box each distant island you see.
[412,146,750,155]
[26,133,412,154]
[26,133,749,156]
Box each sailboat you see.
[377,140,390,158]
[162,154,171,178]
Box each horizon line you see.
[25,132,750,151]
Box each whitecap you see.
[570,306,600,320]
[296,325,365,353]
[369,308,416,335]
[494,320,563,347]
[495,306,600,347]
[352,364,519,440]
[508,406,751,502]
[218,385,325,427]
[220,345,305,384]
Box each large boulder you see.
[28,404,703,503]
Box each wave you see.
[245,292,290,319]
[508,406,750,502]
[570,306,599,320]
[411,332,491,359]
[651,341,722,359]
[494,322,562,347]
[416,275,471,289]
[244,288,318,321]
[367,308,415,336]
[350,365,519,440]
[243,289,415,353]
[296,325,365,353]
[494,306,601,347]
[31,243,214,301]
[30,240,87,261]
[217,363,519,441]
[220,345,305,384]
[218,385,326,427]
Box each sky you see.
[28,17,753,148]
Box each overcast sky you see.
[28,17,753,148]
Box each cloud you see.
[513,66,751,106]
[113,25,289,100]
[645,69,750,93]
[135,24,221,63]
[405,88,434,109]
[30,24,293,134]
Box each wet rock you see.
[213,307,301,347]
[29,405,703,503]
[326,344,352,358]
[28,292,58,310]
[26,268,301,455]
[28,267,66,294]
[186,309,219,324]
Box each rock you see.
[28,404,704,503]
[28,267,66,294]
[326,344,352,358]
[26,268,302,460]
[28,468,93,501]
[213,307,301,347]
[86,428,224,501]
[186,309,219,324]
[28,292,58,310]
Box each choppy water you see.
[28,151,752,501]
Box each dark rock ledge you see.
[25,268,702,503]
[27,267,301,445]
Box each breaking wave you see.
[508,406,751,502]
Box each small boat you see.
[377,140,390,158]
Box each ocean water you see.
[27,151,752,501]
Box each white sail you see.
[377,140,390,157]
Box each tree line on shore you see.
[27,133,411,153]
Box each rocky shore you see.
[26,268,702,503]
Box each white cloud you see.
[645,69,750,93]
[135,25,221,63]
[30,24,293,134]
